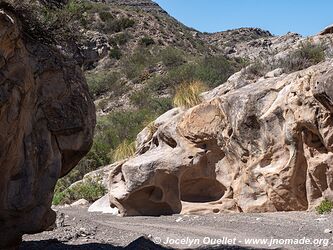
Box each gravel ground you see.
[20,206,333,250]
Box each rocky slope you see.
[108,29,333,216]
[23,0,332,216]
[51,0,269,199]
[0,6,95,250]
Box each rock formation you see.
[109,59,333,216]
[319,24,333,35]
[0,9,95,249]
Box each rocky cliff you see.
[0,8,95,249]
[108,31,333,216]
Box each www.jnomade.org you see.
[156,236,330,247]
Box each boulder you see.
[109,61,333,216]
[71,199,89,207]
[0,9,95,249]
[88,194,119,214]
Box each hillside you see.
[44,0,273,196]
[2,0,333,249]
[7,0,332,211]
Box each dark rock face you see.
[0,9,95,249]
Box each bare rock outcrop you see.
[319,24,333,35]
[0,9,95,249]
[109,60,333,216]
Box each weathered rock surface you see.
[88,194,119,214]
[204,28,302,60]
[109,60,333,216]
[0,9,95,249]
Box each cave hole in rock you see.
[180,177,226,203]
[124,185,174,216]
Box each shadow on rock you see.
[20,236,275,250]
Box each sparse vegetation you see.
[53,178,106,205]
[243,42,326,79]
[130,89,173,111]
[148,55,243,92]
[140,36,155,47]
[103,17,135,33]
[109,47,122,60]
[121,48,158,79]
[110,32,132,46]
[111,140,136,162]
[316,199,333,214]
[173,81,207,108]
[159,47,185,67]
[99,11,113,22]
[280,42,325,73]
[86,71,123,98]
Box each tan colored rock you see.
[88,194,119,214]
[109,61,333,216]
[0,9,95,249]
[71,199,89,207]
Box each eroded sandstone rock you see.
[109,61,333,216]
[0,9,95,249]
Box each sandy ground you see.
[20,206,333,250]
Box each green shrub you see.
[84,139,112,169]
[110,32,131,46]
[99,11,113,22]
[148,55,243,92]
[97,109,158,148]
[159,47,185,67]
[86,71,123,98]
[280,42,325,73]
[316,199,333,214]
[195,56,243,88]
[53,178,106,205]
[173,81,207,108]
[103,17,135,33]
[52,191,66,205]
[130,89,173,112]
[140,36,155,47]
[111,140,136,162]
[121,48,158,79]
[109,47,122,60]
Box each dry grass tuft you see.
[112,139,136,161]
[173,81,207,109]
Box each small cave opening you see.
[124,186,174,216]
[180,178,226,203]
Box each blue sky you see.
[153,0,333,36]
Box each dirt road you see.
[21,206,333,250]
